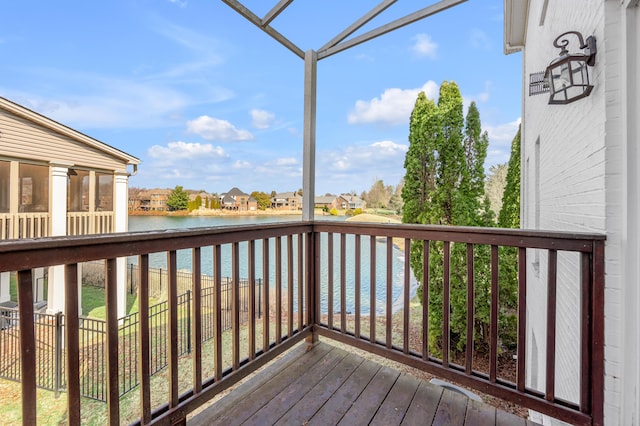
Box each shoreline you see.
[129,208,303,217]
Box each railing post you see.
[591,240,605,426]
[305,229,318,348]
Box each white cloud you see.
[250,109,275,129]
[168,0,187,7]
[274,157,298,166]
[462,81,492,108]
[484,118,521,167]
[233,160,252,169]
[320,140,407,172]
[186,116,253,141]
[348,81,439,126]
[470,29,492,50]
[411,34,438,59]
[316,140,408,192]
[148,141,227,160]
[485,118,521,143]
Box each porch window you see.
[95,173,113,211]
[19,163,48,212]
[67,169,90,212]
[0,160,9,213]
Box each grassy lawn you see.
[0,318,281,425]
[8,273,152,319]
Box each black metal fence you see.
[0,276,261,402]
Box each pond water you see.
[128,215,416,314]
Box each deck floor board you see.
[188,341,538,426]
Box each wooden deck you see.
[189,341,539,426]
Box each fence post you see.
[54,311,63,398]
[186,290,192,354]
[129,263,134,294]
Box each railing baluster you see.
[403,238,410,354]
[167,251,179,408]
[517,247,527,392]
[138,254,151,424]
[248,240,256,360]
[297,233,304,330]
[466,243,475,375]
[340,233,346,334]
[192,247,203,393]
[232,242,240,370]
[443,241,450,367]
[490,245,499,382]
[288,235,294,337]
[327,232,333,330]
[17,269,37,425]
[546,249,557,402]
[276,236,282,344]
[386,237,393,349]
[355,235,361,339]
[213,244,223,381]
[262,238,270,352]
[105,259,120,425]
[65,263,81,425]
[423,240,430,361]
[370,235,376,344]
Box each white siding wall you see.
[521,1,640,424]
[521,0,606,421]
[0,109,129,172]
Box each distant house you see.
[220,187,257,211]
[339,194,366,210]
[189,191,213,209]
[314,195,339,210]
[313,194,365,210]
[136,188,171,211]
[271,192,302,210]
[0,95,140,316]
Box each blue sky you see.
[0,0,521,196]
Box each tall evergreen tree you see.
[499,126,521,228]
[402,91,439,225]
[402,82,512,355]
[495,126,522,350]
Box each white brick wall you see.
[518,1,640,424]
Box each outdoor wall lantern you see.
[545,31,597,105]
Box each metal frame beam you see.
[220,0,468,219]
[318,0,397,52]
[220,0,304,59]
[318,0,468,59]
[262,0,295,26]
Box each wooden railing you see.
[0,212,50,240]
[0,221,604,425]
[0,212,113,240]
[67,211,114,235]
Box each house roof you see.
[503,0,529,54]
[273,192,297,199]
[224,187,248,197]
[0,96,140,168]
[315,195,337,204]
